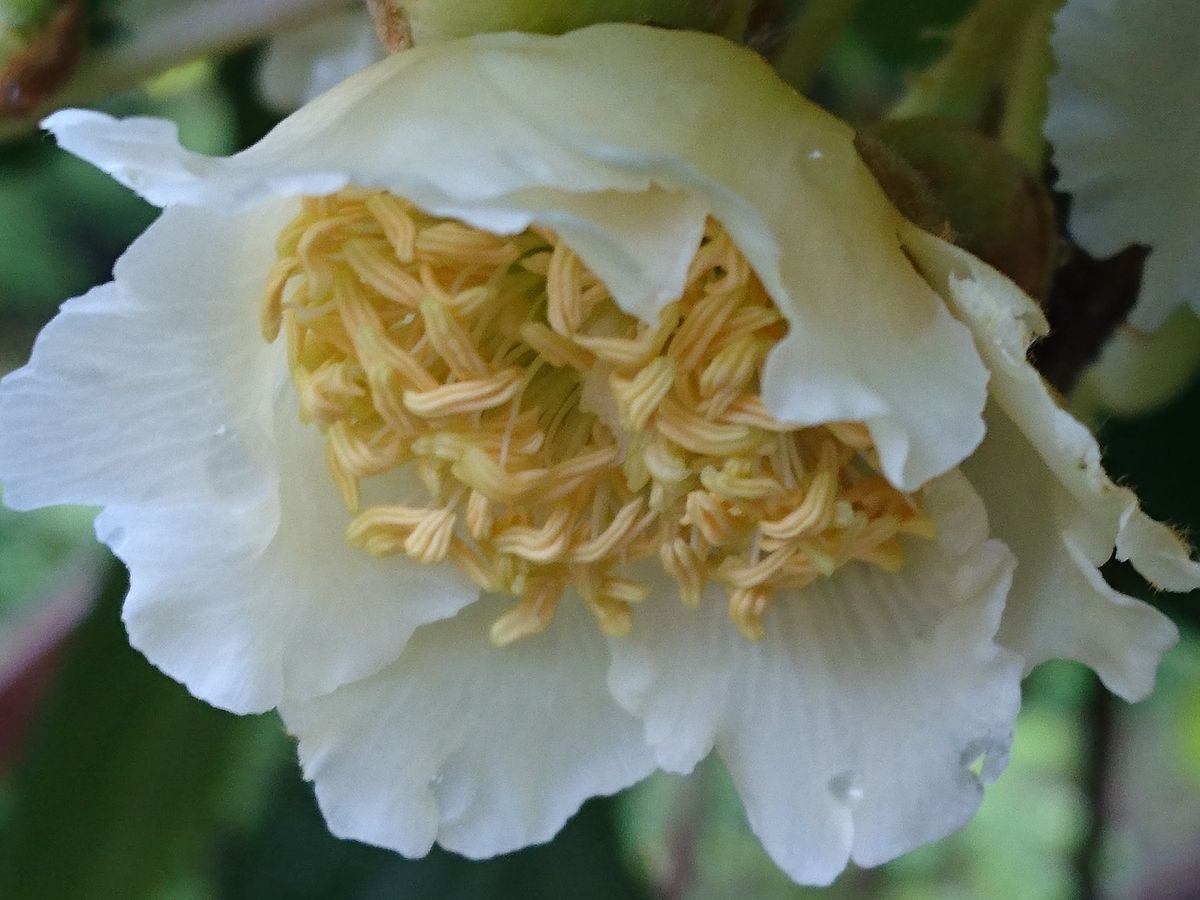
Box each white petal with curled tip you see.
[0,202,478,714]
[903,224,1200,592]
[106,405,478,715]
[280,596,656,858]
[903,226,1199,697]
[42,23,988,491]
[963,408,1177,700]
[607,473,1021,885]
[1045,0,1200,329]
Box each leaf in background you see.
[851,0,977,69]
[0,562,286,900]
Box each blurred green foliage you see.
[0,567,284,899]
[0,493,93,619]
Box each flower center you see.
[263,190,934,644]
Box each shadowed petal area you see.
[904,226,1200,592]
[607,473,1021,885]
[280,596,656,858]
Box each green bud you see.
[864,117,1057,303]
[852,131,951,243]
[380,0,737,45]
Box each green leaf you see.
[0,562,284,900]
[851,0,977,68]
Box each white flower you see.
[1,24,1195,886]
[257,9,385,113]
[1045,0,1200,330]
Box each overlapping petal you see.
[1073,311,1200,419]
[42,24,989,491]
[281,596,656,858]
[963,408,1177,700]
[0,203,478,714]
[0,205,281,512]
[607,474,1021,884]
[903,225,1200,696]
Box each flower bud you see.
[867,117,1057,303]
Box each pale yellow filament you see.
[265,191,934,644]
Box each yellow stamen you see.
[264,192,933,644]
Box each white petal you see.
[1045,0,1200,329]
[43,24,987,488]
[0,205,280,512]
[903,224,1200,592]
[963,407,1177,700]
[109,403,477,715]
[41,109,353,209]
[608,473,1022,885]
[258,10,384,113]
[281,596,656,858]
[0,202,477,713]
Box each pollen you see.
[263,190,934,644]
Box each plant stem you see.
[999,0,1058,172]
[890,0,1044,122]
[0,0,353,140]
[773,0,864,92]
[720,0,756,41]
[1077,675,1117,900]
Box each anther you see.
[267,190,932,646]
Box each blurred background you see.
[1,1,1199,898]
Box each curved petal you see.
[903,224,1200,593]
[280,595,656,858]
[0,202,478,713]
[963,407,1177,700]
[1045,0,1200,329]
[607,473,1021,885]
[43,24,988,489]
[109,400,478,715]
[0,205,284,511]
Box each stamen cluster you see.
[263,190,933,643]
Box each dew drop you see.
[827,770,863,805]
